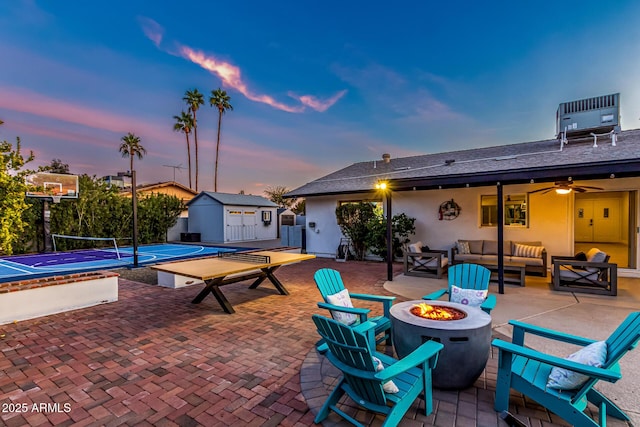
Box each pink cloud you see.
[138,16,164,47]
[139,18,345,114]
[288,90,348,112]
[178,46,304,113]
[0,87,174,146]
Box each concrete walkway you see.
[383,273,640,426]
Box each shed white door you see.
[226,209,257,241]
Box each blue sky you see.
[1,0,640,194]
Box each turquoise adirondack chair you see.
[314,268,395,347]
[422,263,496,314]
[493,312,640,427]
[312,314,443,427]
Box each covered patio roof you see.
[288,128,640,197]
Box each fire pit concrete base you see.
[390,300,491,390]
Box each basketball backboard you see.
[25,172,79,199]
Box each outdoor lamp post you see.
[376,181,393,281]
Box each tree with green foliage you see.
[173,111,194,189]
[209,88,233,191]
[137,194,184,243]
[184,89,204,191]
[40,158,70,174]
[0,127,35,255]
[264,185,295,209]
[335,202,376,260]
[365,212,416,261]
[291,199,305,215]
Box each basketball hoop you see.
[51,196,62,204]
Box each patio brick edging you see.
[0,271,119,293]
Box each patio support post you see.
[386,191,393,281]
[497,183,504,294]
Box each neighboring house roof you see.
[287,129,640,197]
[186,191,278,207]
[133,181,198,195]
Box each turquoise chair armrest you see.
[375,340,444,382]
[422,288,448,300]
[481,294,497,313]
[508,319,596,347]
[317,302,370,323]
[492,339,621,383]
[350,293,395,304]
[350,293,395,317]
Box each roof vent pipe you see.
[445,159,455,166]
[382,153,391,163]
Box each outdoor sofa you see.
[450,239,547,277]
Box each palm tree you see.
[119,132,146,174]
[209,88,233,191]
[173,111,194,189]
[118,132,146,267]
[183,89,204,191]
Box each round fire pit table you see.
[390,300,491,390]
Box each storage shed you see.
[186,192,278,243]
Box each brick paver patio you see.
[0,258,624,426]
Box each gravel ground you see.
[112,266,158,284]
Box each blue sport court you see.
[0,243,243,282]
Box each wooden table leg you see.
[248,266,289,295]
[191,277,235,314]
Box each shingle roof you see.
[187,192,278,207]
[287,129,640,197]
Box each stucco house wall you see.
[303,177,639,276]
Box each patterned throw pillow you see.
[456,240,471,254]
[547,341,608,390]
[513,243,544,258]
[326,289,357,325]
[372,356,399,393]
[449,285,488,307]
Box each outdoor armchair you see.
[551,247,617,296]
[492,312,640,427]
[422,263,496,314]
[402,241,449,279]
[314,268,395,350]
[312,314,443,427]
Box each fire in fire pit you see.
[411,303,467,321]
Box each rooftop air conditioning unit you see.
[556,93,620,139]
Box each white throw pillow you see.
[547,341,608,390]
[372,356,399,393]
[449,285,488,307]
[513,243,543,258]
[408,242,423,253]
[326,289,358,325]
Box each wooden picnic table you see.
[151,251,315,313]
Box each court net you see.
[51,234,121,259]
[218,252,270,264]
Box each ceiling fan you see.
[528,180,604,195]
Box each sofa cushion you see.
[510,256,543,266]
[483,240,512,255]
[468,240,484,254]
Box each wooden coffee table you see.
[479,261,526,287]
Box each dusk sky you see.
[2,1,640,195]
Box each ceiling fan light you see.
[556,188,572,195]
